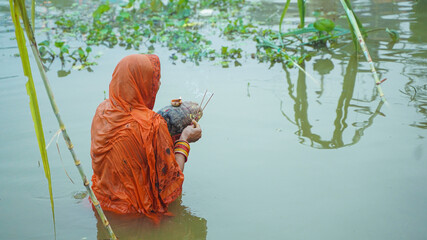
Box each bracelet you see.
[174,140,190,162]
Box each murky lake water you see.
[0,0,426,239]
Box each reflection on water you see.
[277,0,427,147]
[95,197,207,240]
[401,75,427,129]
[313,58,334,98]
[281,57,385,149]
[400,0,427,129]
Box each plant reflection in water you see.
[281,57,385,149]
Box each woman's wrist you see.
[179,133,189,142]
[174,139,190,162]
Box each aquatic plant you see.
[29,1,326,71]
[278,0,291,38]
[32,0,398,82]
[9,0,117,239]
[297,0,306,28]
[9,0,55,232]
[342,0,365,50]
[340,0,386,102]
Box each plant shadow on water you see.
[94,197,207,240]
[280,56,385,149]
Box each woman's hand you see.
[180,120,202,143]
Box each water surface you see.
[0,0,426,239]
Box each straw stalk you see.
[9,0,55,232]
[9,0,117,239]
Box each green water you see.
[0,0,426,239]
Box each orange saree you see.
[90,54,183,221]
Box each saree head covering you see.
[90,54,184,222]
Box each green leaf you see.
[9,0,55,230]
[120,0,135,8]
[119,11,130,20]
[100,28,109,35]
[39,46,47,57]
[77,47,85,58]
[386,28,399,42]
[54,41,64,48]
[150,0,164,12]
[313,18,335,33]
[342,0,365,51]
[93,3,111,20]
[79,24,88,33]
[60,45,69,54]
[39,40,50,47]
[221,46,228,55]
[279,0,291,36]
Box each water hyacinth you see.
[35,0,397,74]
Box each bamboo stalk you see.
[12,1,117,239]
[339,0,386,102]
[9,0,55,234]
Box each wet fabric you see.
[90,54,184,222]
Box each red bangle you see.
[174,140,190,162]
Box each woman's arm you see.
[175,154,187,172]
[174,120,202,172]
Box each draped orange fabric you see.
[90,54,184,222]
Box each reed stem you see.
[12,0,117,238]
[279,0,291,38]
[339,0,386,102]
[9,0,56,235]
[297,0,306,28]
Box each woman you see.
[90,54,202,222]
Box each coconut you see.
[157,101,203,137]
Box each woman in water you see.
[90,54,202,222]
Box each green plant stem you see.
[342,0,365,53]
[279,0,291,38]
[297,0,305,28]
[31,43,117,240]
[339,0,386,102]
[12,0,117,239]
[257,37,320,86]
[31,0,35,31]
[9,0,55,234]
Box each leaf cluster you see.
[36,0,397,73]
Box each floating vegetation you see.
[34,0,398,75]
